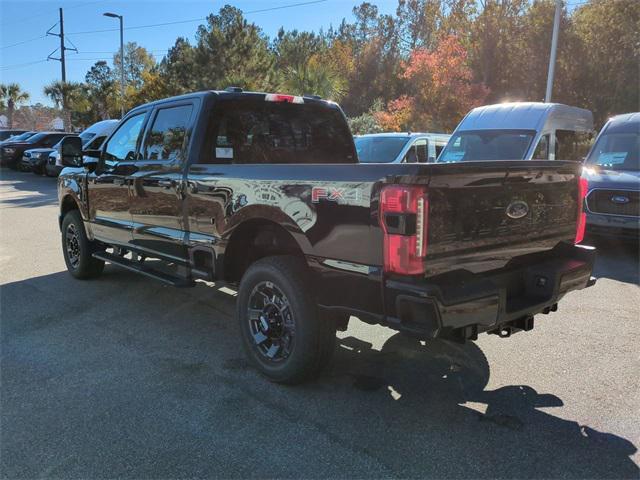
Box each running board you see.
[93,251,195,287]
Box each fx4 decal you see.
[311,186,360,204]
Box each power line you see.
[0,0,106,28]
[66,0,328,35]
[0,0,327,50]
[0,59,49,71]
[1,0,328,71]
[76,50,170,54]
[0,35,47,50]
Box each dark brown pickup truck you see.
[57,89,596,383]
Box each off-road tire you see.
[61,209,105,279]
[237,255,336,384]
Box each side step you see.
[93,251,195,287]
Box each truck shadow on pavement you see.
[1,268,638,478]
[318,334,638,478]
[587,237,640,284]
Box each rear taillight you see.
[575,176,588,244]
[379,185,428,275]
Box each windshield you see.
[438,129,536,162]
[355,136,410,163]
[585,132,639,171]
[7,132,35,142]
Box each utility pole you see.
[47,8,77,130]
[545,0,562,103]
[59,8,66,82]
[47,9,76,82]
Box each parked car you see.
[0,132,69,169]
[57,89,595,384]
[0,129,28,142]
[439,102,594,162]
[0,130,35,145]
[19,148,55,174]
[355,132,451,163]
[582,112,639,241]
[43,120,119,177]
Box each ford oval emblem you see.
[611,195,630,204]
[506,200,529,219]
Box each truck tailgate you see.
[423,161,581,276]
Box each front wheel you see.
[236,256,336,384]
[61,210,105,279]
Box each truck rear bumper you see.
[383,242,596,340]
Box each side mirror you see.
[61,136,83,167]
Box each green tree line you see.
[3,0,637,132]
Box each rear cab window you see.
[201,97,355,164]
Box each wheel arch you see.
[222,218,309,283]
[59,194,80,230]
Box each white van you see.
[48,119,119,176]
[438,102,594,162]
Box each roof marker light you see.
[265,94,304,104]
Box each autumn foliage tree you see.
[376,35,488,131]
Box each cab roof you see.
[128,89,338,116]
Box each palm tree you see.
[0,83,30,128]
[43,81,85,131]
[281,57,346,102]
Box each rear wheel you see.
[61,210,104,279]
[236,255,336,384]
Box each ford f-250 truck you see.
[57,89,596,384]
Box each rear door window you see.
[143,104,193,162]
[203,99,355,164]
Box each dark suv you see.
[1,132,69,169]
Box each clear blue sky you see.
[1,0,397,106]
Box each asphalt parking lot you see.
[1,169,638,479]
